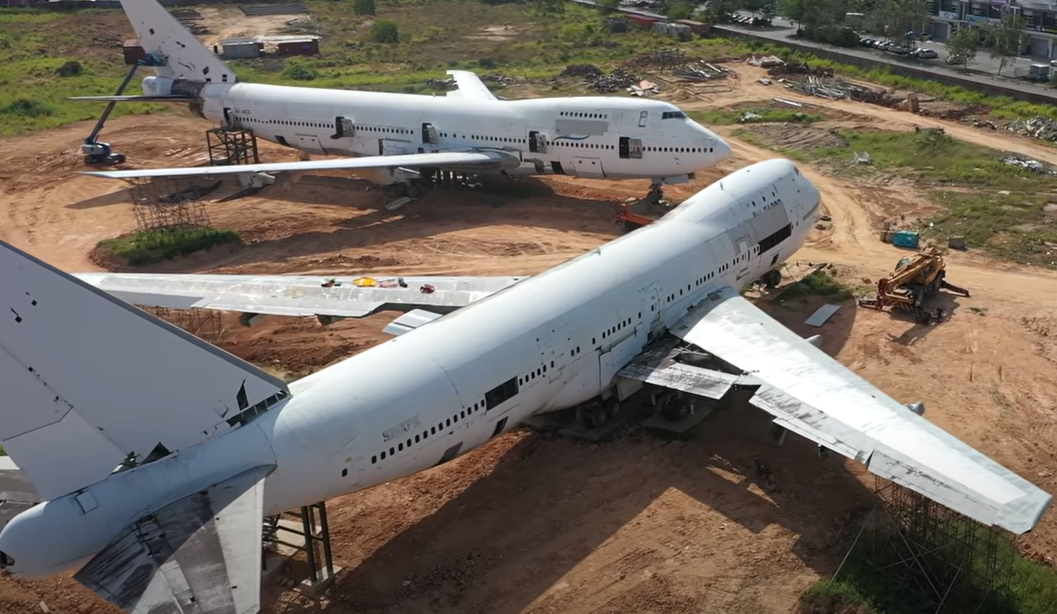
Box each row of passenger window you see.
[369,397,487,465]
[559,111,609,119]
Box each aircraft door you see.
[528,130,547,153]
[538,321,573,383]
[222,107,234,128]
[640,284,662,338]
[331,116,355,140]
[736,236,751,279]
[572,157,605,179]
[618,137,642,160]
[422,122,438,145]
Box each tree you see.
[744,0,778,20]
[986,13,1025,76]
[945,26,979,70]
[353,0,375,16]
[665,1,694,20]
[370,19,399,44]
[877,0,931,50]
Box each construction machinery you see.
[81,64,141,166]
[858,246,970,322]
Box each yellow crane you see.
[858,246,970,322]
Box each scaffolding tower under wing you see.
[128,176,219,232]
[208,127,260,167]
[840,477,1018,614]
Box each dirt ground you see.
[2,59,1057,614]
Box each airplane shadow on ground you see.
[65,188,137,210]
[263,402,877,614]
[107,174,631,274]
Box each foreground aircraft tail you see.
[118,0,237,84]
[0,240,288,501]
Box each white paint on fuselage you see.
[192,81,730,181]
[0,160,820,579]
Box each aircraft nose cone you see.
[711,135,732,161]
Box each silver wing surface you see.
[80,149,520,180]
[74,465,273,614]
[623,286,1051,535]
[445,70,499,101]
[75,273,527,319]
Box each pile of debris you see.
[789,76,899,106]
[480,73,515,84]
[625,48,687,71]
[747,55,785,68]
[1005,116,1057,142]
[561,64,603,79]
[585,68,640,93]
[769,62,834,78]
[1001,155,1050,174]
[282,18,321,34]
[672,62,732,81]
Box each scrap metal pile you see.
[1001,155,1051,174]
[582,67,643,93]
[788,76,900,106]
[1004,116,1057,143]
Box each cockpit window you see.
[661,111,686,120]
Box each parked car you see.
[913,48,938,60]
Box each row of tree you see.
[947,14,1027,75]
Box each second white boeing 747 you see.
[74,0,731,200]
[0,159,1050,614]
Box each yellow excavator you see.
[858,246,970,322]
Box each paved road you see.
[719,16,1057,103]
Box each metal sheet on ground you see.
[804,303,841,327]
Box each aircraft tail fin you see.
[0,240,288,501]
[118,0,237,84]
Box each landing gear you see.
[577,396,621,430]
[645,182,664,207]
[402,179,424,198]
[761,269,782,289]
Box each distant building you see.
[929,1,1055,59]
[220,38,262,60]
[276,38,320,57]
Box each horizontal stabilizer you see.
[67,95,200,103]
[670,286,1052,534]
[80,150,521,180]
[446,70,499,102]
[383,309,444,336]
[74,464,273,614]
[0,240,289,500]
[75,272,526,319]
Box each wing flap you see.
[446,70,498,101]
[80,150,520,180]
[74,465,272,614]
[74,273,526,319]
[616,339,738,400]
[668,287,1052,534]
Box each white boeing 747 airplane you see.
[0,160,1049,614]
[74,0,731,200]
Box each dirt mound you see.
[746,124,849,151]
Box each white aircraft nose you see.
[711,134,732,161]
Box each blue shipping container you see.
[892,231,920,249]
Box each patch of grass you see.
[922,191,1057,268]
[969,306,989,315]
[97,228,241,266]
[778,268,854,302]
[797,579,881,614]
[806,129,1057,189]
[0,444,5,456]
[690,107,824,126]
[800,524,1057,614]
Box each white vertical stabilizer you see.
[0,241,287,500]
[119,0,237,83]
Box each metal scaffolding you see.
[207,127,259,167]
[262,502,338,593]
[128,176,216,232]
[142,306,225,345]
[847,478,1017,614]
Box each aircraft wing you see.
[68,95,200,103]
[75,272,527,319]
[74,465,272,614]
[80,149,520,180]
[625,286,1052,535]
[445,70,499,101]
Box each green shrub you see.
[353,0,375,15]
[370,19,399,44]
[97,228,241,266]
